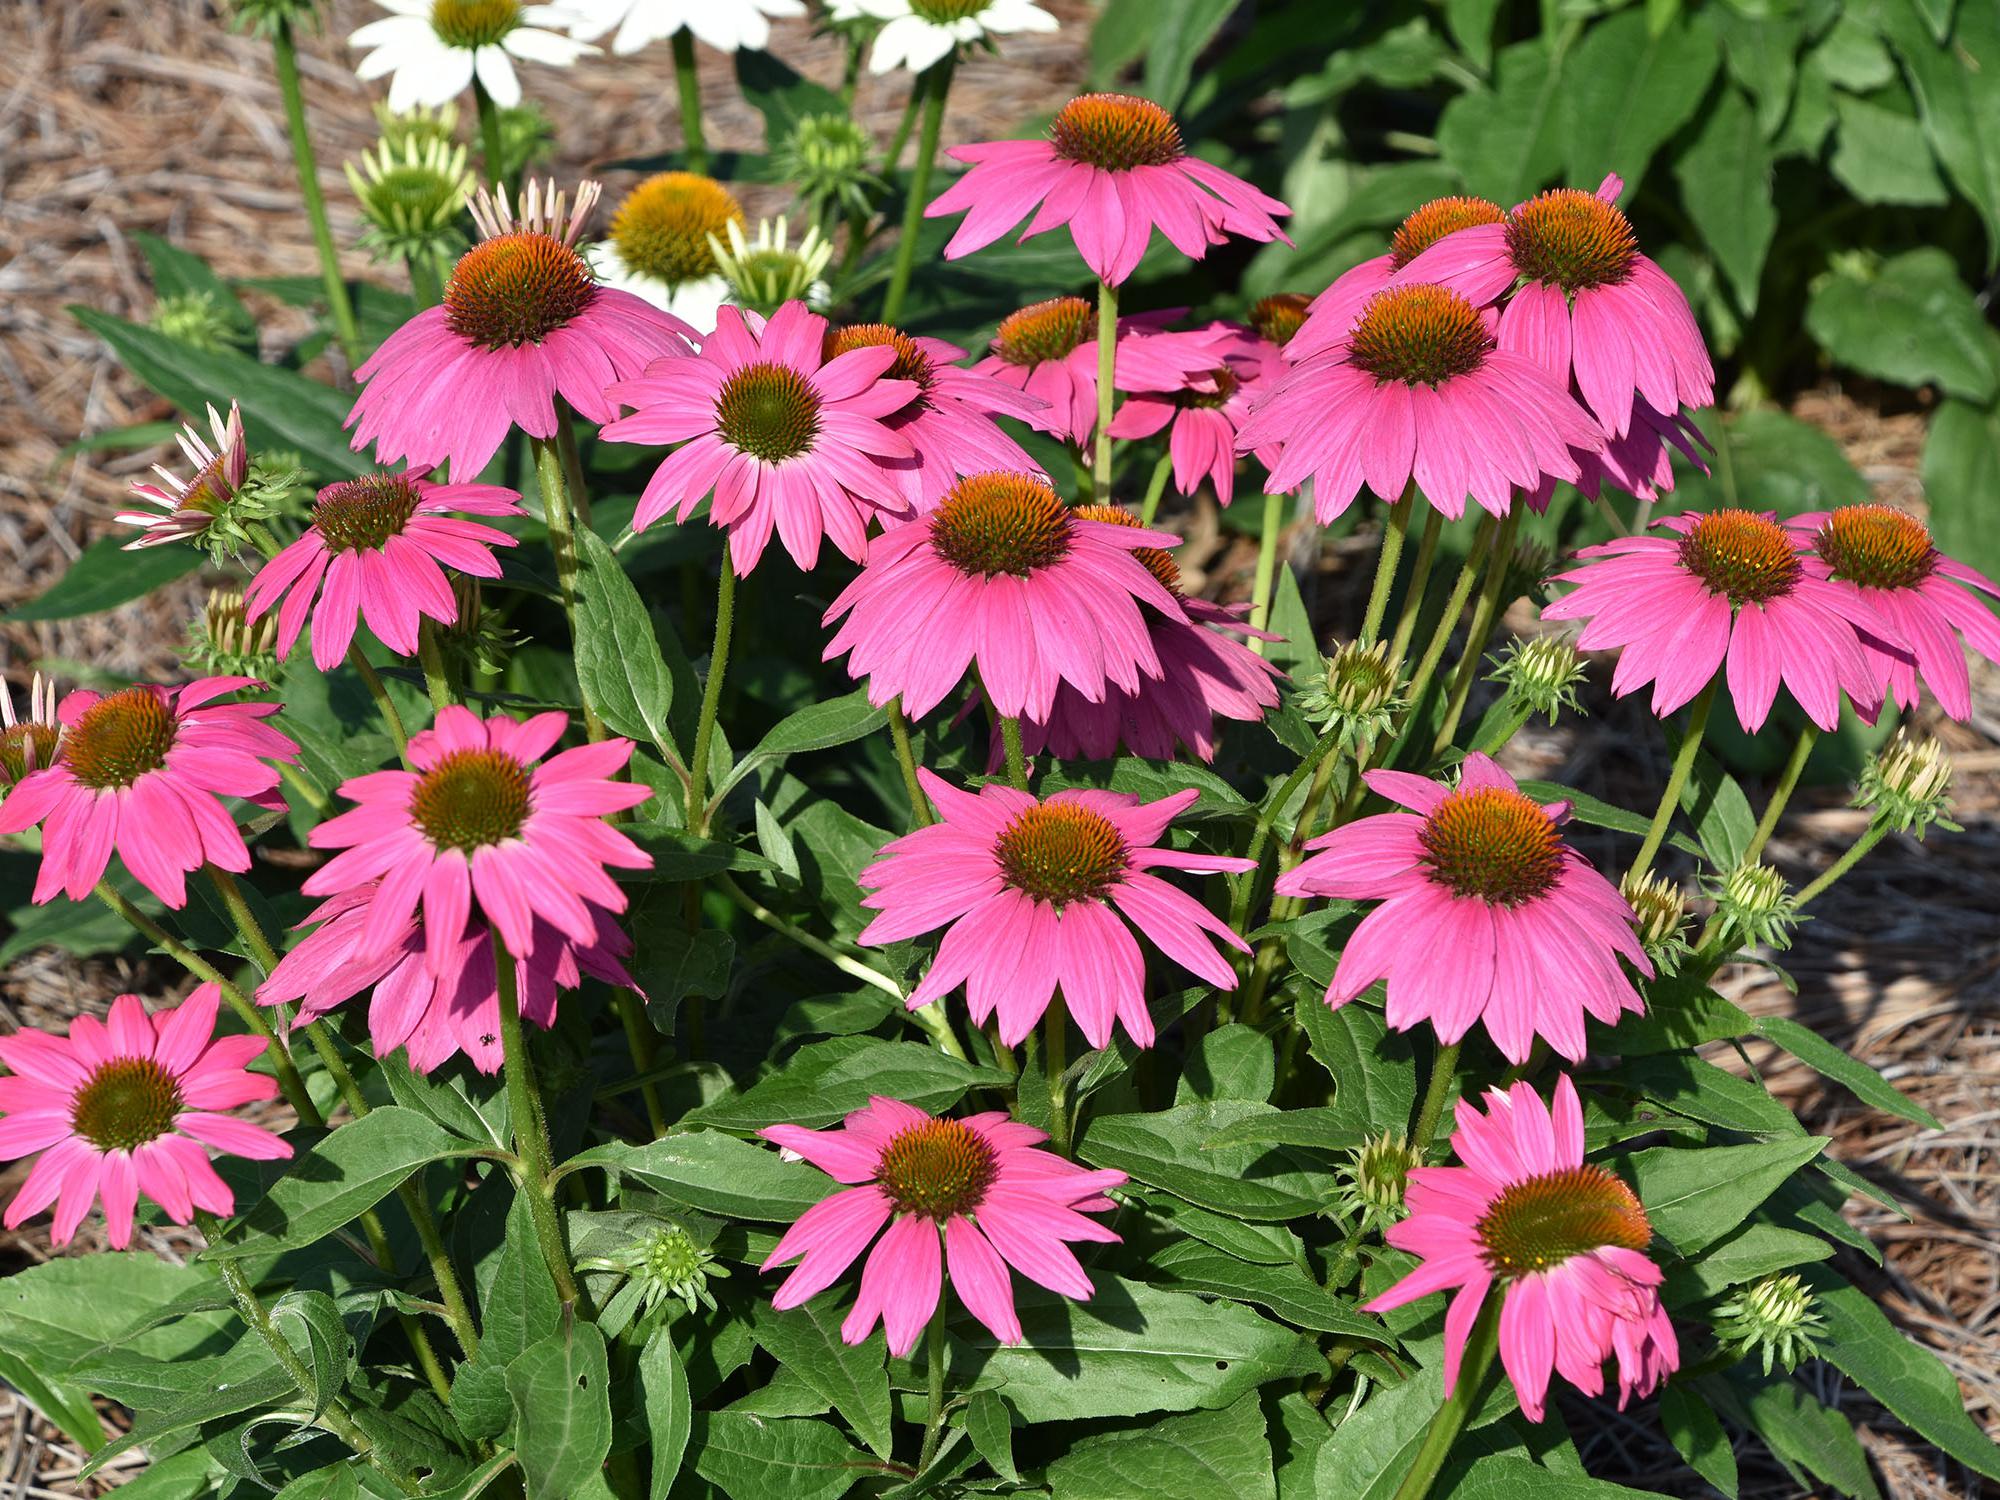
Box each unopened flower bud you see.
[1621,869,1690,975]
[227,0,321,38]
[777,113,881,221]
[1503,537,1556,606]
[1296,639,1404,752]
[441,576,520,680]
[0,675,61,786]
[374,102,460,158]
[1856,732,1957,838]
[1709,861,1797,952]
[346,133,474,265]
[711,217,833,317]
[187,589,280,679]
[579,1221,730,1332]
[1490,635,1587,722]
[1330,1131,1421,1228]
[151,292,244,355]
[1714,1272,1827,1374]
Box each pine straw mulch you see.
[2,2,1997,1495]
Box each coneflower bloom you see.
[860,772,1254,1048]
[1543,509,1896,732]
[592,172,744,333]
[1395,174,1713,442]
[1273,754,1648,1064]
[115,403,248,550]
[760,1097,1126,1355]
[350,0,594,112]
[0,675,59,786]
[1239,284,1602,522]
[828,0,1059,76]
[303,706,651,969]
[822,322,1046,512]
[972,297,1223,447]
[349,180,695,479]
[1793,505,2000,723]
[1365,1076,1677,1422]
[0,986,292,1248]
[822,473,1183,721]
[926,93,1289,285]
[242,473,523,671]
[1106,323,1276,507]
[1014,507,1280,762]
[261,885,638,1075]
[565,0,806,54]
[602,302,919,573]
[1286,196,1506,364]
[0,679,296,909]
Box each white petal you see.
[504,24,595,66]
[348,15,430,49]
[474,45,523,106]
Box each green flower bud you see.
[440,576,520,680]
[150,291,245,355]
[776,113,882,221]
[186,589,281,680]
[1855,732,1959,838]
[1295,639,1405,752]
[711,217,834,317]
[1708,861,1797,953]
[227,0,321,38]
[1489,634,1588,722]
[579,1222,731,1328]
[346,134,475,265]
[1330,1131,1422,1229]
[374,102,461,158]
[1714,1273,1827,1375]
[1620,869,1691,976]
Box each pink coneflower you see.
[261,885,638,1074]
[926,92,1289,285]
[303,705,651,969]
[0,679,296,908]
[242,473,522,670]
[1287,196,1506,364]
[822,473,1184,721]
[1395,175,1713,441]
[1237,283,1603,523]
[1542,509,1897,732]
[349,179,695,479]
[1013,507,1280,762]
[0,674,59,786]
[1365,1075,1677,1422]
[601,302,918,573]
[973,296,1225,446]
[759,1096,1126,1354]
[1107,322,1278,507]
[821,323,1047,513]
[859,771,1253,1048]
[1793,504,2000,722]
[1273,753,1649,1064]
[0,985,292,1248]
[115,403,249,550]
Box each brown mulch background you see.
[1,2,1996,1496]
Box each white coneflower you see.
[349,0,595,111]
[827,0,1057,76]
[592,172,745,333]
[563,0,805,54]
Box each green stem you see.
[687,563,737,831]
[1359,494,1413,646]
[206,866,282,974]
[1043,1008,1070,1157]
[406,247,443,309]
[269,19,360,367]
[417,620,453,711]
[671,28,708,173]
[1389,1295,1500,1500]
[1627,681,1716,886]
[616,992,668,1139]
[531,426,609,744]
[473,78,506,189]
[1399,518,1494,735]
[1795,824,1889,910]
[882,57,952,325]
[1430,507,1520,753]
[884,82,922,171]
[1387,507,1445,668]
[1228,726,1342,936]
[917,1298,950,1472]
[999,714,1029,791]
[1137,452,1173,528]
[348,646,410,768]
[1745,725,1818,864]
[1409,1041,1461,1153]
[494,935,583,1310]
[1092,276,1119,499]
[887,698,933,828]
[1248,490,1285,658]
[714,873,912,1002]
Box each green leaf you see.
[689,1412,867,1500]
[1444,0,1505,71]
[1679,747,1757,871]
[1675,85,1776,311]
[1144,1239,1389,1342]
[640,1326,692,1499]
[1831,95,1951,206]
[0,1349,106,1452]
[1562,10,1720,193]
[1923,395,2000,581]
[1801,1265,2000,1480]
[951,1276,1322,1423]
[1882,0,2000,261]
[714,690,889,804]
[1177,1024,1276,1104]
[508,1321,613,1500]
[572,526,678,763]
[1517,780,1705,860]
[563,1130,836,1221]
[1596,974,1750,1055]
[749,1302,893,1461]
[1202,1106,1371,1156]
[1662,1221,1833,1304]
[1048,1392,1275,1500]
[732,51,842,147]
[1661,1384,1738,1497]
[1724,1369,1881,1499]
[1451,1455,1661,1499]
[1078,1102,1333,1220]
[7,534,204,623]
[273,1468,361,1500]
[1437,40,1565,203]
[1711,9,1802,139]
[1670,407,1872,516]
[1626,1136,1828,1254]
[0,1252,233,1374]
[1292,1002,1416,1136]
[269,1289,356,1422]
[1806,248,1998,400]
[622,824,774,880]
[1141,0,1239,112]
[685,1036,1008,1132]
[208,1108,473,1260]
[82,1346,296,1476]
[632,924,735,1025]
[69,307,369,482]
[1754,1015,1940,1127]
[1311,1360,1441,1499]
[961,1390,1017,1483]
[1624,1051,1805,1136]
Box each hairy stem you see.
[269,19,360,367]
[1628,681,1716,886]
[1092,276,1119,499]
[687,562,737,830]
[671,28,708,173]
[882,57,953,324]
[494,936,583,1310]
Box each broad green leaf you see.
[1562,10,1719,193]
[1802,1266,2000,1480]
[419,1453,522,1500]
[378,1051,511,1154]
[0,1349,106,1452]
[82,1346,295,1476]
[1711,9,1802,138]
[1623,1051,1805,1136]
[563,1130,837,1221]
[1516,780,1704,860]
[508,1321,612,1500]
[1816,16,1897,91]
[1078,1101,1334,1220]
[1754,1015,1940,1127]
[684,1036,1008,1132]
[1137,1191,1309,1268]
[208,1108,473,1259]
[0,1252,233,1373]
[1723,1369,1881,1499]
[1142,0,1241,111]
[269,1289,357,1422]
[1292,1001,1417,1136]
[689,1412,868,1500]
[1626,1136,1828,1254]
[7,535,205,624]
[1831,95,1950,206]
[1882,0,2000,260]
[1451,1455,1661,1498]
[1663,1221,1833,1304]
[1312,1360,1441,1500]
[640,1326,693,1499]
[1595,974,1750,1055]
[1675,85,1776,311]
[1444,0,1505,70]
[107,1449,226,1499]
[1437,40,1565,203]
[621,824,774,880]
[961,1390,1017,1483]
[1923,396,2000,581]
[950,1276,1322,1423]
[632,924,735,1026]
[572,526,678,762]
[1144,1239,1388,1342]
[1679,747,1757,870]
[1177,1024,1275,1104]
[1670,408,1871,516]
[1805,248,1999,400]
[716,690,888,803]
[1661,1385,1738,1497]
[749,1302,893,1460]
[1203,1106,1372,1156]
[1048,1392,1275,1500]
[732,51,843,146]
